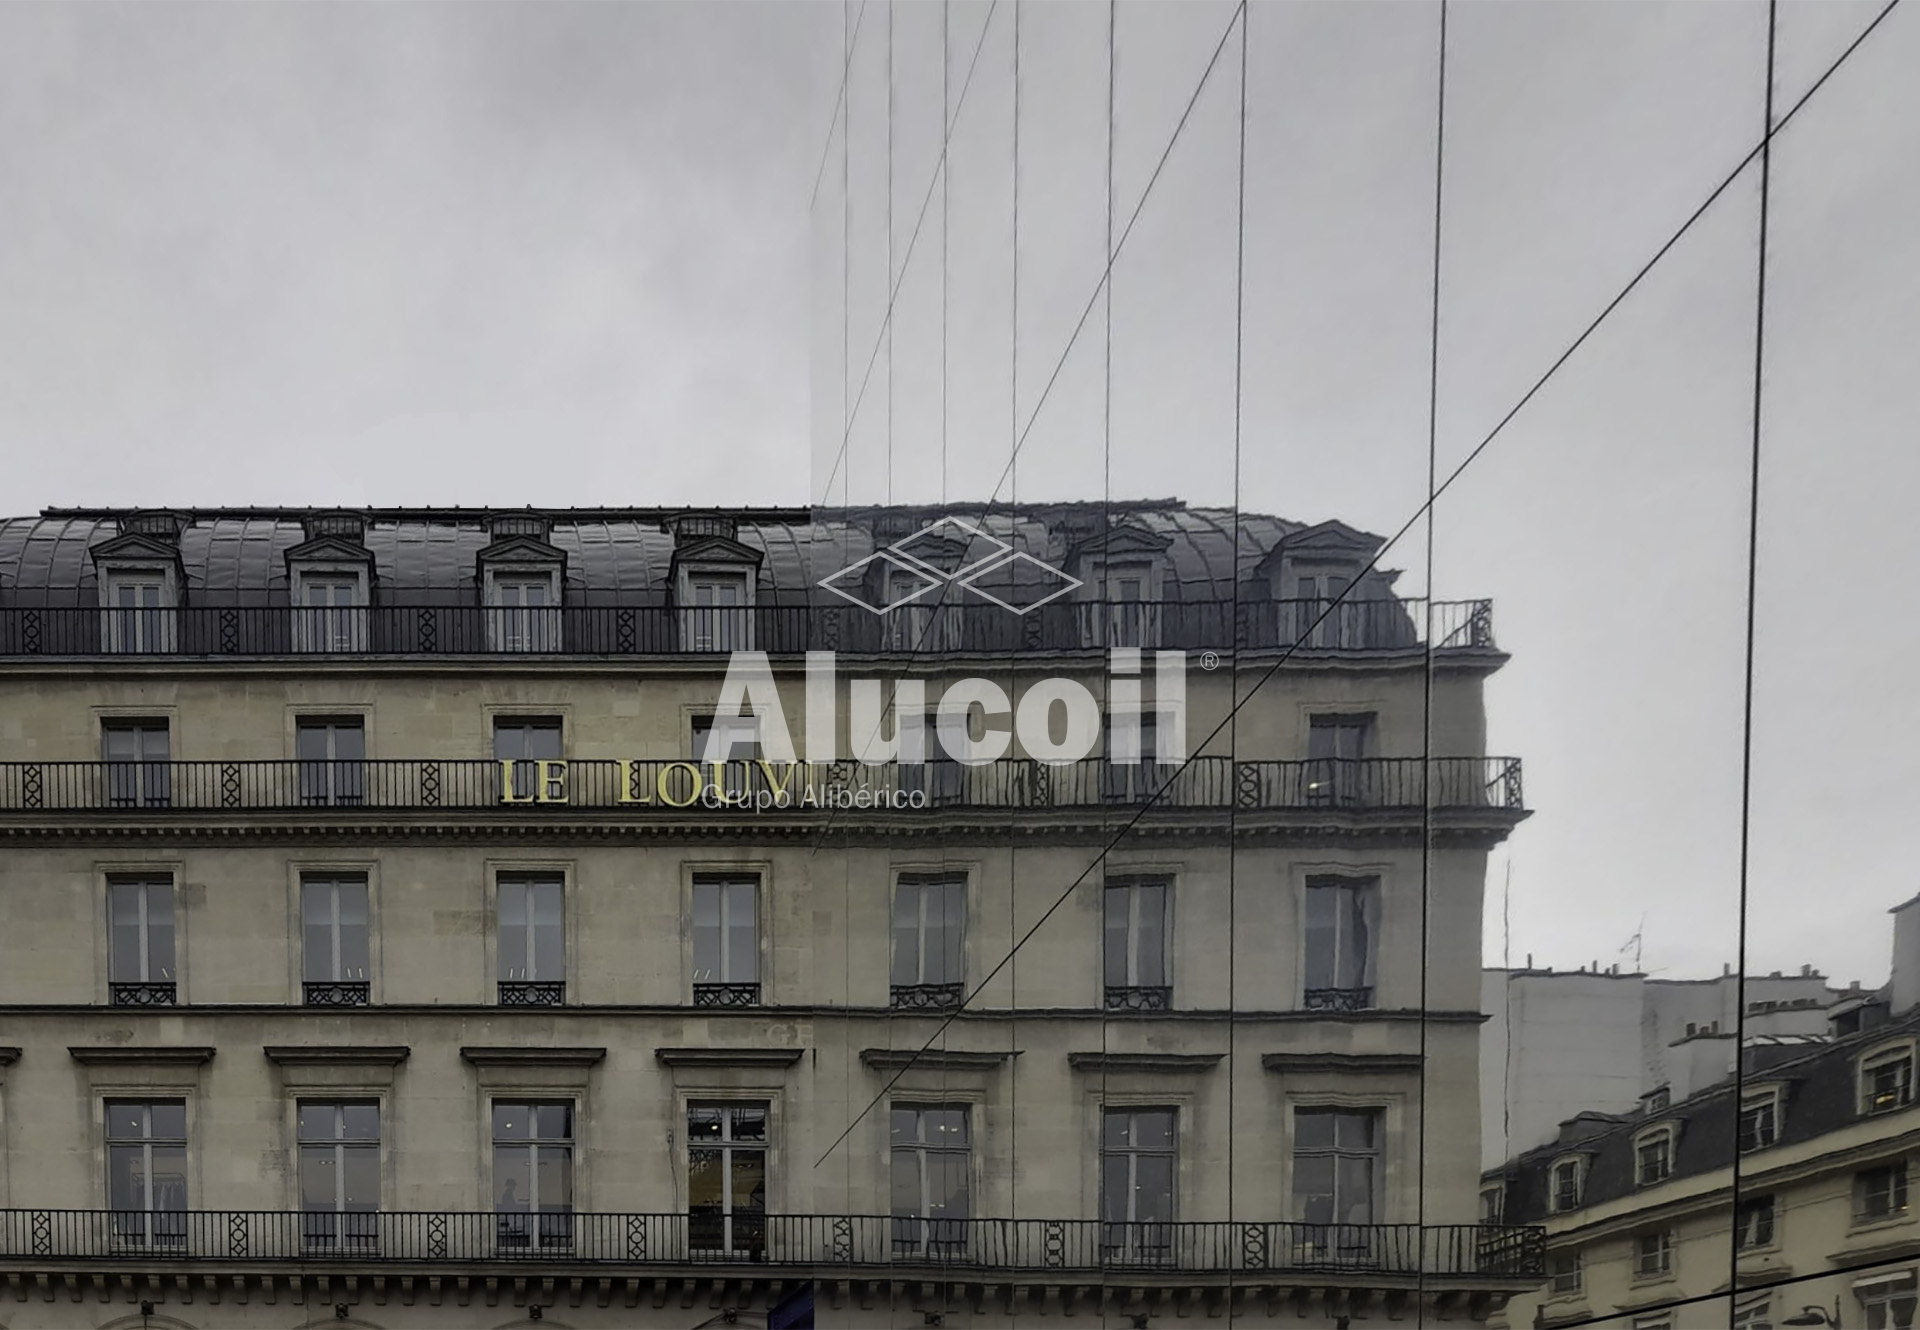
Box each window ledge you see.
[1628,1272,1678,1292]
[1847,1211,1917,1238]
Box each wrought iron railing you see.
[108,982,176,1008]
[1303,987,1374,1012]
[303,981,370,1008]
[0,757,1525,815]
[692,983,762,1008]
[0,599,1495,659]
[1104,986,1173,1013]
[497,981,566,1007]
[891,983,966,1011]
[0,1211,1544,1277]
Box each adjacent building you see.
[1486,899,1920,1330]
[0,503,1536,1328]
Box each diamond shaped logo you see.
[886,517,1011,580]
[955,551,1083,614]
[817,550,945,614]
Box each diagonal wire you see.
[1728,0,1778,1302]
[812,0,1905,1169]
[809,0,871,211]
[814,0,1003,509]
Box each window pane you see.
[1103,889,1130,987]
[692,884,720,980]
[726,884,757,982]
[106,1103,145,1140]
[890,1147,922,1214]
[492,1104,528,1141]
[498,882,528,979]
[1336,1155,1375,1222]
[532,1103,572,1139]
[1136,883,1166,986]
[1334,1111,1375,1150]
[149,1102,186,1140]
[298,1146,338,1210]
[1099,1154,1128,1224]
[297,1104,334,1143]
[1133,1155,1174,1222]
[730,1148,765,1214]
[494,1148,531,1211]
[688,1148,723,1207]
[890,1108,916,1146]
[730,1106,767,1141]
[890,883,920,985]
[342,1103,379,1142]
[1294,1109,1335,1150]
[144,887,175,979]
[927,1150,970,1218]
[337,881,370,978]
[109,885,143,982]
[1292,1155,1336,1224]
[535,1146,573,1211]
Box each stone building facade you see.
[0,504,1537,1328]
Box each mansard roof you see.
[0,502,1334,606]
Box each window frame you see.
[686,1099,771,1257]
[1098,1105,1179,1252]
[299,873,373,1006]
[691,711,762,763]
[288,564,370,653]
[1736,1193,1777,1252]
[1301,874,1378,1011]
[1102,875,1172,1010]
[489,1098,577,1248]
[98,564,179,654]
[483,565,564,653]
[1856,1271,1919,1330]
[100,717,172,808]
[1632,1122,1678,1188]
[1290,1105,1384,1228]
[889,1102,974,1255]
[1548,1154,1587,1214]
[678,566,756,653]
[1855,1160,1912,1226]
[1548,1249,1582,1296]
[294,715,368,807]
[690,873,762,1006]
[295,1099,381,1250]
[106,875,178,1006]
[1860,1042,1918,1117]
[103,1098,190,1247]
[890,871,970,1008]
[1740,1083,1784,1153]
[1632,1228,1674,1281]
[491,869,569,1007]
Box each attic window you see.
[1739,1085,1782,1152]
[1549,1156,1585,1213]
[1860,1042,1916,1116]
[1633,1123,1677,1187]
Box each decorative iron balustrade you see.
[1303,987,1374,1013]
[891,983,966,1012]
[0,757,1525,816]
[497,981,566,1008]
[692,983,762,1008]
[0,1211,1544,1278]
[302,981,371,1008]
[0,599,1496,659]
[1104,985,1173,1013]
[108,983,176,1008]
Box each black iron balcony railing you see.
[108,982,176,1008]
[0,599,1495,660]
[1304,986,1374,1012]
[0,1211,1544,1278]
[692,983,763,1008]
[1104,985,1173,1012]
[302,981,370,1007]
[0,757,1524,816]
[891,982,966,1011]
[497,981,566,1007]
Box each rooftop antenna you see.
[1617,915,1645,973]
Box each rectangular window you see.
[298,1101,379,1251]
[1100,1107,1175,1261]
[1102,711,1166,804]
[1305,713,1373,805]
[683,572,750,652]
[295,577,366,653]
[497,876,565,1005]
[688,1102,767,1257]
[891,873,967,1009]
[692,713,761,763]
[890,1104,971,1256]
[1292,1108,1381,1227]
[1860,1273,1919,1330]
[691,875,760,1006]
[1293,572,1357,648]
[1635,1130,1674,1187]
[491,1101,574,1249]
[1479,1185,1505,1224]
[107,877,176,1006]
[296,717,365,807]
[1633,1230,1673,1279]
[1858,1163,1911,1223]
[1736,1195,1776,1250]
[1732,1297,1774,1330]
[103,576,174,654]
[102,718,171,808]
[1739,1087,1780,1152]
[1863,1049,1916,1115]
[106,1100,187,1247]
[1548,1251,1581,1295]
[301,875,370,1006]
[1550,1158,1583,1212]
[494,717,562,801]
[1303,876,1375,1011]
[1103,877,1171,1011]
[490,577,559,652]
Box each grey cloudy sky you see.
[2,1,1915,989]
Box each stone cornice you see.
[655,1047,806,1069]
[459,1047,606,1068]
[68,1046,214,1066]
[1067,1053,1224,1074]
[859,1049,1018,1072]
[264,1045,411,1067]
[0,1047,18,1066]
[1262,1053,1426,1074]
[0,1003,1492,1024]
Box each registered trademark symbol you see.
[1200,651,1219,670]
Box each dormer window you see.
[91,516,186,655]
[1633,1123,1677,1187]
[1740,1085,1783,1152]
[667,513,762,653]
[1549,1156,1585,1213]
[1860,1043,1917,1116]
[284,512,373,653]
[1071,522,1169,650]
[476,514,565,653]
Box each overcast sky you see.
[2,1,1915,990]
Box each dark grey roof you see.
[0,504,1349,606]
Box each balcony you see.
[302,981,370,1008]
[692,983,762,1008]
[0,1210,1544,1279]
[0,757,1525,817]
[0,599,1496,660]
